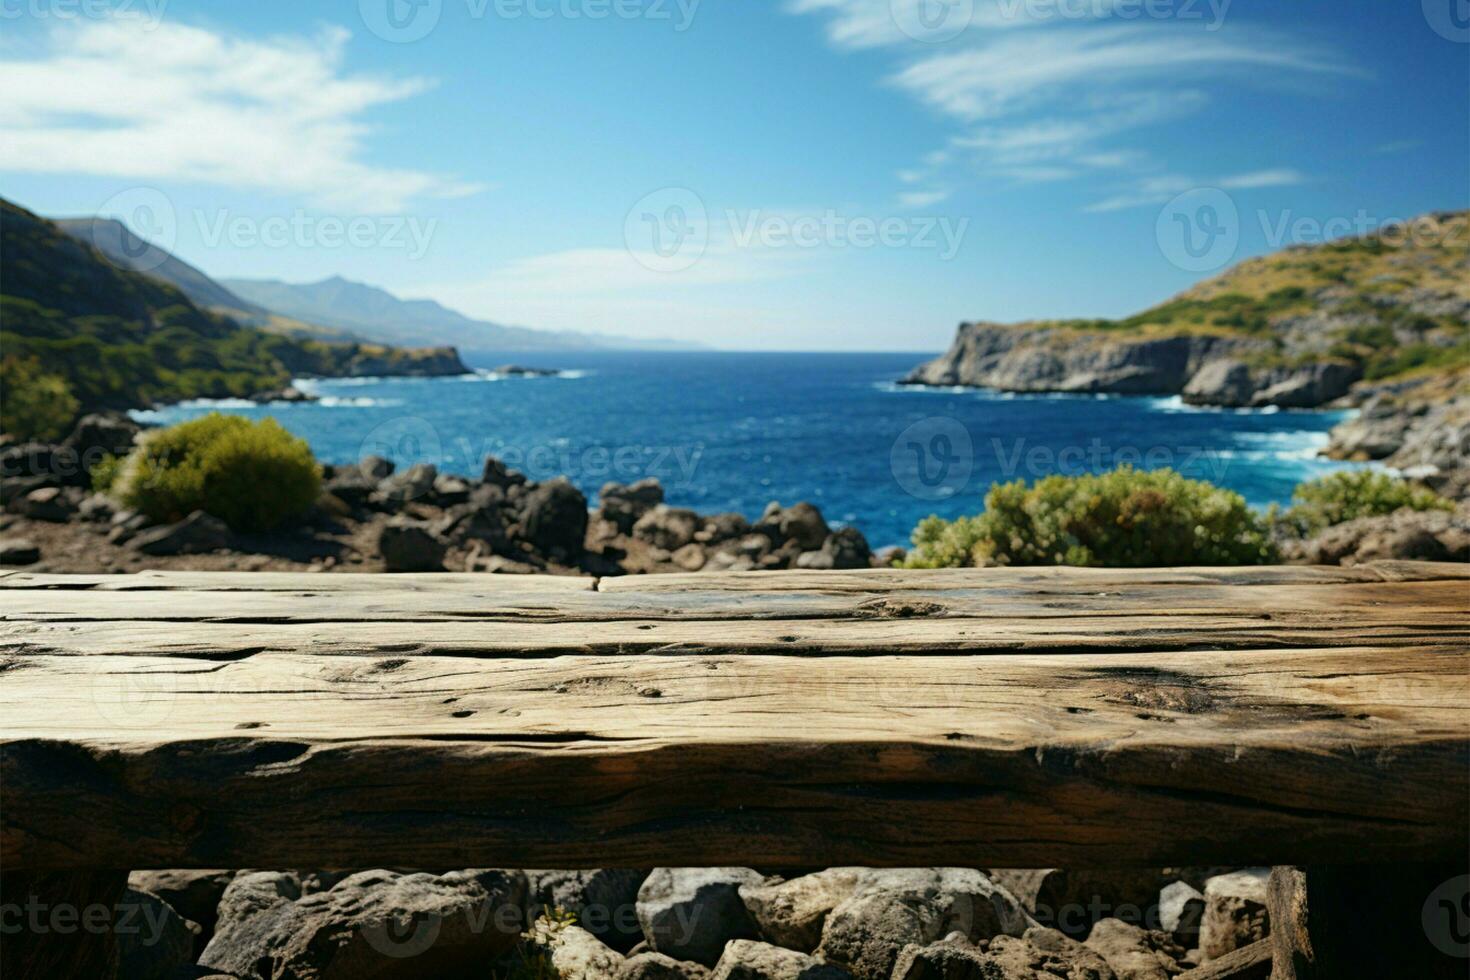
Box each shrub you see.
[113,413,320,532]
[902,466,1276,568]
[1278,470,1454,536]
[0,355,80,440]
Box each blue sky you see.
[1,0,1466,350]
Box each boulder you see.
[128,870,235,946]
[986,870,1169,941]
[482,456,526,488]
[0,537,41,565]
[550,924,627,980]
[697,513,751,545]
[764,502,830,550]
[1157,882,1205,951]
[816,869,1032,980]
[671,543,707,572]
[17,485,74,522]
[376,463,438,505]
[519,478,590,558]
[360,455,395,479]
[108,509,152,545]
[619,951,711,979]
[527,869,649,951]
[117,886,199,980]
[986,926,1117,979]
[78,492,116,523]
[709,939,852,980]
[0,441,86,486]
[63,412,141,468]
[378,518,448,572]
[130,510,232,556]
[797,528,872,570]
[1083,919,1181,980]
[633,505,702,551]
[324,469,381,507]
[739,868,867,952]
[1284,506,1470,565]
[599,479,666,534]
[433,475,473,507]
[200,869,526,980]
[636,868,767,967]
[891,934,1001,979]
[1197,871,1270,962]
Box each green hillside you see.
[0,198,466,438]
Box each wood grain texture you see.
[0,565,1466,872]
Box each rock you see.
[324,468,381,507]
[620,951,711,979]
[63,412,141,469]
[433,475,472,507]
[117,886,199,980]
[130,510,232,556]
[985,926,1116,979]
[360,455,395,479]
[988,870,1170,941]
[1083,919,1182,980]
[470,553,544,574]
[108,508,152,545]
[494,364,558,377]
[822,527,872,569]
[376,463,438,505]
[1181,360,1256,407]
[0,536,40,565]
[739,868,866,953]
[251,385,317,403]
[671,543,707,571]
[378,518,448,572]
[520,478,590,558]
[128,870,235,944]
[17,486,73,521]
[599,479,666,534]
[633,505,702,551]
[527,870,649,952]
[200,868,526,980]
[482,455,526,488]
[891,934,1001,979]
[636,868,767,967]
[1284,505,1470,565]
[78,492,116,522]
[710,939,852,979]
[706,552,757,572]
[434,504,508,551]
[764,502,830,551]
[1157,882,1205,951]
[0,441,87,486]
[697,513,750,544]
[817,869,1032,980]
[1197,871,1270,962]
[550,924,627,980]
[1,473,59,507]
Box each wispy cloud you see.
[790,3,1355,207]
[1084,168,1306,212]
[0,16,480,210]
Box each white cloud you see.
[788,0,1128,50]
[0,16,479,210]
[898,189,951,207]
[1084,168,1306,212]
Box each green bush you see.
[1278,470,1454,536]
[1,354,80,440]
[903,466,1277,568]
[113,413,320,532]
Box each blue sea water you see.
[135,351,1368,548]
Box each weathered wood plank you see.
[0,570,596,592]
[2,645,1466,870]
[2,579,1465,627]
[2,612,1459,659]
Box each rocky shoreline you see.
[107,863,1287,980]
[0,413,879,575]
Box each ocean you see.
[135,351,1366,548]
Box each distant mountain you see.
[223,276,706,353]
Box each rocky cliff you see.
[904,211,1468,409]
